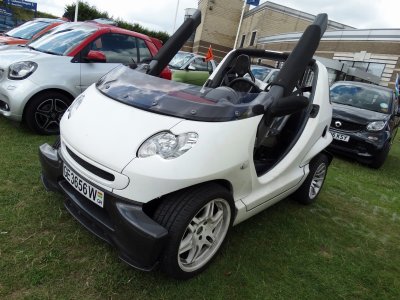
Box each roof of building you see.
[258,28,400,44]
[244,1,355,30]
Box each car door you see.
[79,33,144,91]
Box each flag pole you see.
[74,0,79,22]
[173,0,181,33]
[233,0,246,49]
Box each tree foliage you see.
[63,1,169,43]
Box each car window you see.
[6,20,50,40]
[29,25,96,55]
[137,38,152,62]
[169,52,194,68]
[191,57,208,71]
[251,66,272,81]
[330,84,392,114]
[87,34,151,64]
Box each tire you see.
[24,91,72,135]
[153,183,233,279]
[292,153,329,205]
[369,143,390,169]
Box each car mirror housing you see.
[85,50,106,63]
[187,64,196,71]
[269,95,309,117]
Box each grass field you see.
[1,116,399,299]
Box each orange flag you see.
[205,45,214,61]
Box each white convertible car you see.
[39,10,333,279]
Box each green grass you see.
[1,116,399,299]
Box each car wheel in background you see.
[153,183,233,279]
[292,153,329,205]
[25,91,72,135]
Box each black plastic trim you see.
[66,146,115,181]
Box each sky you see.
[36,0,400,34]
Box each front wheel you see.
[292,153,330,205]
[24,91,72,135]
[153,183,233,279]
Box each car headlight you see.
[8,61,38,80]
[367,121,385,132]
[138,131,198,159]
[66,94,85,119]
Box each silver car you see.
[0,22,163,134]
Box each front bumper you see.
[39,142,168,271]
[328,129,388,163]
[0,78,39,121]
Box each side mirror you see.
[85,50,106,63]
[269,95,309,117]
[187,64,196,71]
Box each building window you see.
[340,60,385,77]
[239,34,246,48]
[249,31,257,46]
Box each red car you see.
[0,18,66,47]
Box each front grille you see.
[66,146,115,181]
[331,118,365,132]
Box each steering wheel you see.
[228,77,261,93]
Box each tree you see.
[63,1,169,43]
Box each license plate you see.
[331,131,350,142]
[63,165,105,208]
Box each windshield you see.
[330,84,392,114]
[97,65,265,122]
[169,52,194,69]
[250,66,273,81]
[6,20,51,40]
[28,24,96,55]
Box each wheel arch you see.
[142,179,235,218]
[22,88,75,122]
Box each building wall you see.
[258,40,400,88]
[190,0,244,61]
[237,1,354,49]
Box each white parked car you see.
[0,22,170,134]
[39,11,333,279]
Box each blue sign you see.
[4,0,37,12]
[246,0,261,6]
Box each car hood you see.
[0,48,44,67]
[332,103,389,125]
[60,84,184,173]
[0,35,27,44]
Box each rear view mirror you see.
[85,50,106,63]
[269,95,309,117]
[187,64,196,71]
